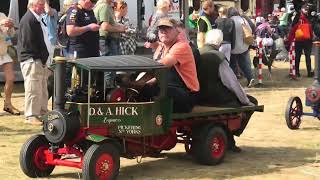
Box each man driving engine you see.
[150,18,200,113]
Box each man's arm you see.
[197,32,205,48]
[219,61,253,105]
[67,24,99,37]
[159,53,178,67]
[197,19,207,48]
[100,21,125,33]
[66,8,99,37]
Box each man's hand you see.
[0,18,14,28]
[144,41,158,49]
[118,24,126,33]
[87,23,100,31]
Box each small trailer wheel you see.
[19,135,55,178]
[83,143,120,180]
[193,126,227,165]
[285,96,303,129]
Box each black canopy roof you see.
[69,55,165,71]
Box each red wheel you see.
[192,126,227,165]
[285,96,303,129]
[211,133,225,159]
[19,135,55,178]
[83,143,120,180]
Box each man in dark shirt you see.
[215,6,235,61]
[18,0,49,125]
[197,0,215,48]
[66,0,100,58]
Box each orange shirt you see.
[154,39,200,92]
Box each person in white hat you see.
[198,29,256,152]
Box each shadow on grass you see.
[300,126,320,131]
[113,146,319,179]
[242,64,315,90]
[0,125,38,135]
[50,172,82,179]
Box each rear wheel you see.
[83,143,120,180]
[193,126,227,165]
[285,96,303,129]
[19,135,55,178]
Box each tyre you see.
[192,126,227,165]
[285,96,303,129]
[19,135,55,178]
[83,143,120,180]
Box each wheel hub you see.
[100,160,110,172]
[95,154,114,179]
[211,136,224,158]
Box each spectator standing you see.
[228,7,254,88]
[66,0,100,58]
[278,7,289,38]
[114,0,137,55]
[197,0,215,48]
[18,0,49,125]
[42,1,58,64]
[0,13,20,115]
[215,6,235,62]
[94,0,126,56]
[288,4,314,77]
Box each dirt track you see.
[0,61,320,179]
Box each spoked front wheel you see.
[285,96,303,129]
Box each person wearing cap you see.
[146,0,172,44]
[198,29,257,152]
[152,18,199,113]
[66,0,100,58]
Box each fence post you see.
[258,40,263,84]
[291,40,296,78]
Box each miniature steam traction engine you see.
[285,42,320,129]
[19,55,263,180]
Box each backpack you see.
[57,14,69,48]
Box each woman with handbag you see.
[228,7,255,88]
[288,4,314,77]
[0,13,20,115]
